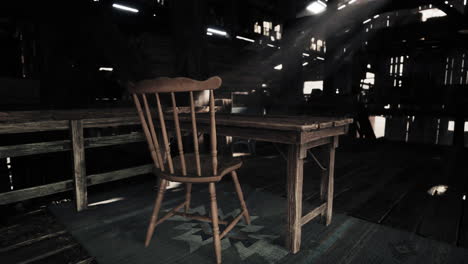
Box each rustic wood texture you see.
[326,137,337,226]
[0,108,352,135]
[1,102,350,256]
[209,182,222,264]
[231,171,251,224]
[209,90,218,176]
[129,76,253,263]
[301,203,327,225]
[145,179,167,247]
[87,165,153,186]
[70,120,87,212]
[0,133,145,159]
[157,154,242,182]
[286,144,304,254]
[0,164,153,205]
[0,209,95,264]
[129,76,222,94]
[170,92,187,175]
[142,94,164,169]
[189,92,202,176]
[172,211,228,225]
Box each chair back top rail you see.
[129,76,222,177]
[129,76,222,94]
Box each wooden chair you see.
[129,76,250,264]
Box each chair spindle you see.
[209,90,218,176]
[132,94,161,170]
[189,91,202,176]
[155,93,174,174]
[142,94,164,171]
[170,92,187,176]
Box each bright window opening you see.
[419,8,447,22]
[361,72,375,90]
[369,116,386,138]
[303,81,323,95]
[447,121,468,132]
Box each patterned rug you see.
[49,180,468,264]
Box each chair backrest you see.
[129,76,222,177]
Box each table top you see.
[0,107,352,134]
[178,113,352,132]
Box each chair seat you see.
[154,154,242,183]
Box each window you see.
[254,22,261,34]
[263,21,272,36]
[447,121,468,132]
[444,53,468,86]
[461,53,467,85]
[310,38,326,53]
[254,21,281,40]
[361,72,375,90]
[389,56,406,87]
[274,24,282,40]
[303,81,323,95]
[444,57,455,85]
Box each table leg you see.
[321,137,337,226]
[286,144,304,254]
[319,143,329,223]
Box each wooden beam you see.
[0,164,153,205]
[325,137,337,226]
[85,132,145,148]
[70,120,87,212]
[0,120,69,134]
[301,203,326,226]
[0,180,73,205]
[300,137,332,159]
[0,140,69,159]
[286,144,304,254]
[300,126,347,144]
[0,133,145,158]
[87,164,153,186]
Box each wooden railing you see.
[0,108,152,211]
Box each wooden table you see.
[175,113,352,253]
[0,108,352,254]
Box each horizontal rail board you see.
[0,140,70,159]
[0,180,74,205]
[0,120,70,134]
[0,164,153,205]
[85,133,145,148]
[87,164,154,186]
[0,133,146,158]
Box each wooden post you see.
[320,165,328,223]
[286,144,304,254]
[70,120,87,211]
[325,136,337,226]
[320,144,329,223]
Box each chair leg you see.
[231,171,251,225]
[145,179,167,247]
[209,183,222,264]
[185,183,192,213]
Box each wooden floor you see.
[241,138,468,248]
[0,208,96,264]
[2,137,468,263]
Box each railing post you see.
[70,120,87,211]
